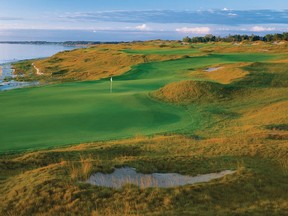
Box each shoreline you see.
[0,63,13,79]
[0,62,39,91]
[0,43,81,91]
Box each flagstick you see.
[110,77,113,93]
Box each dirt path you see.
[32,63,43,75]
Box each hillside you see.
[13,41,200,83]
[152,80,229,104]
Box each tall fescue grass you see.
[1,133,287,215]
[65,155,94,180]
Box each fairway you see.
[0,52,281,152]
[0,83,196,152]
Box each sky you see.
[0,0,287,41]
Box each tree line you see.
[183,32,288,43]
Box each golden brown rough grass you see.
[189,63,250,84]
[152,80,227,104]
[32,42,195,82]
[33,46,144,81]
[0,134,287,215]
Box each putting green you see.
[0,53,279,152]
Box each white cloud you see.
[135,24,150,31]
[124,24,151,31]
[228,13,237,16]
[176,27,210,34]
[222,8,230,11]
[251,26,275,32]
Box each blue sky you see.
[0,0,287,41]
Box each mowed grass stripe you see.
[0,81,194,152]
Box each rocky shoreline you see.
[0,62,38,91]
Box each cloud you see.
[135,24,150,31]
[176,27,210,34]
[59,9,288,25]
[251,26,275,32]
[124,24,151,31]
[228,13,237,16]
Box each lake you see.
[0,43,77,64]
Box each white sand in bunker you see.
[86,167,236,189]
[204,67,222,72]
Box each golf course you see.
[0,41,288,215]
[0,45,281,152]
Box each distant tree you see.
[241,35,249,41]
[216,36,222,42]
[182,36,191,43]
[191,37,197,43]
[227,35,243,42]
[191,37,203,43]
[204,34,216,42]
[264,34,273,42]
[187,32,287,43]
[249,34,261,41]
[225,35,235,42]
[273,33,283,41]
[282,32,288,41]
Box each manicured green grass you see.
[0,83,195,152]
[119,53,278,83]
[0,52,280,153]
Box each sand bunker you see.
[87,167,236,189]
[204,67,222,72]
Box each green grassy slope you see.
[0,83,195,152]
[118,53,277,82]
[0,52,282,153]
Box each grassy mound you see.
[153,80,229,104]
[189,63,250,84]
